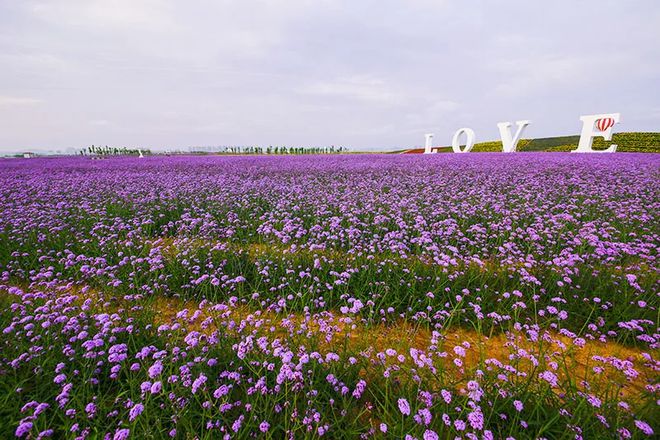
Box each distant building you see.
[23,152,35,158]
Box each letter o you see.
[452,128,475,153]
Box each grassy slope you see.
[398,132,660,153]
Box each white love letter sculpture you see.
[572,113,620,153]
[424,133,435,154]
[452,128,475,153]
[497,120,530,153]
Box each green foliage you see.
[82,145,151,157]
[438,132,660,153]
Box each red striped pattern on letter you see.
[595,118,615,132]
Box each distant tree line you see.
[78,145,348,156]
[80,145,150,156]
[195,145,348,155]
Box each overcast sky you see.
[1,0,659,152]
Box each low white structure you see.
[424,113,620,154]
[572,113,621,153]
[497,120,530,153]
[451,128,476,153]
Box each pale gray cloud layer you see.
[1,0,658,151]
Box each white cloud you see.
[89,119,112,126]
[488,51,656,100]
[0,0,658,150]
[299,76,402,103]
[29,0,177,32]
[0,96,43,106]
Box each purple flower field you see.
[0,154,658,439]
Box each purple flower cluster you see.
[0,154,657,438]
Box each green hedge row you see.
[465,132,660,153]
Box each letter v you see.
[497,120,530,153]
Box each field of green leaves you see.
[0,154,658,439]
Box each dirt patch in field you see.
[2,283,656,404]
[143,292,658,402]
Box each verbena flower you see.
[129,403,144,421]
[398,398,411,416]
